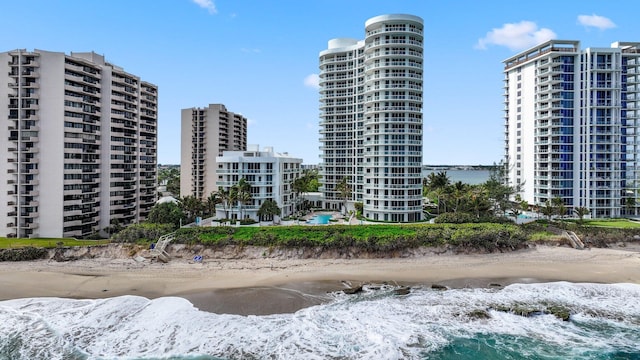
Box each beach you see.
[2,244,640,359]
[1,243,639,315]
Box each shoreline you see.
[1,244,639,315]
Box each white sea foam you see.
[1,282,639,359]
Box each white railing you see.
[151,232,175,262]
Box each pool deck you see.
[276,211,391,226]
[297,211,373,226]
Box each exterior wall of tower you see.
[138,82,158,220]
[0,49,157,238]
[180,104,248,200]
[503,40,640,218]
[318,40,362,214]
[621,43,640,217]
[36,51,67,237]
[319,14,424,222]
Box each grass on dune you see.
[576,219,640,229]
[0,238,109,249]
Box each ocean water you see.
[423,169,491,185]
[1,282,639,360]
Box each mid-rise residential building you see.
[318,14,424,222]
[0,49,158,238]
[503,40,640,217]
[215,145,302,220]
[180,104,247,200]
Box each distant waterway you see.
[423,169,491,185]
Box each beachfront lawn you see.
[575,219,640,229]
[0,238,110,249]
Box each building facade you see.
[0,49,158,238]
[215,145,302,221]
[180,104,247,200]
[503,40,640,218]
[318,14,424,222]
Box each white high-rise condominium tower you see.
[503,40,640,218]
[180,104,247,200]
[319,14,424,222]
[0,49,158,238]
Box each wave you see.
[1,282,639,359]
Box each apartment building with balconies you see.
[215,145,302,221]
[0,49,158,238]
[319,14,424,222]
[503,40,640,218]
[180,104,247,200]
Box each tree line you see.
[147,169,320,229]
[423,163,591,223]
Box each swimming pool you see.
[306,214,332,224]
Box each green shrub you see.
[0,247,48,262]
[434,212,514,224]
[167,223,527,253]
[111,223,175,243]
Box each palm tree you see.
[541,201,554,223]
[624,193,636,217]
[552,196,566,220]
[179,195,204,224]
[217,186,231,219]
[468,186,490,218]
[424,171,452,214]
[451,181,467,213]
[432,186,447,214]
[573,206,590,224]
[231,178,252,220]
[292,176,307,213]
[228,186,239,220]
[335,177,351,215]
[258,199,281,224]
[205,192,221,218]
[426,171,450,191]
[237,191,252,219]
[510,195,523,221]
[520,199,529,214]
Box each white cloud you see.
[578,14,616,30]
[247,118,256,127]
[304,74,320,89]
[476,21,556,51]
[192,0,217,14]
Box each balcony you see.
[20,211,40,218]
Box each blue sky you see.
[1,0,637,165]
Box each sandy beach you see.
[1,244,639,315]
